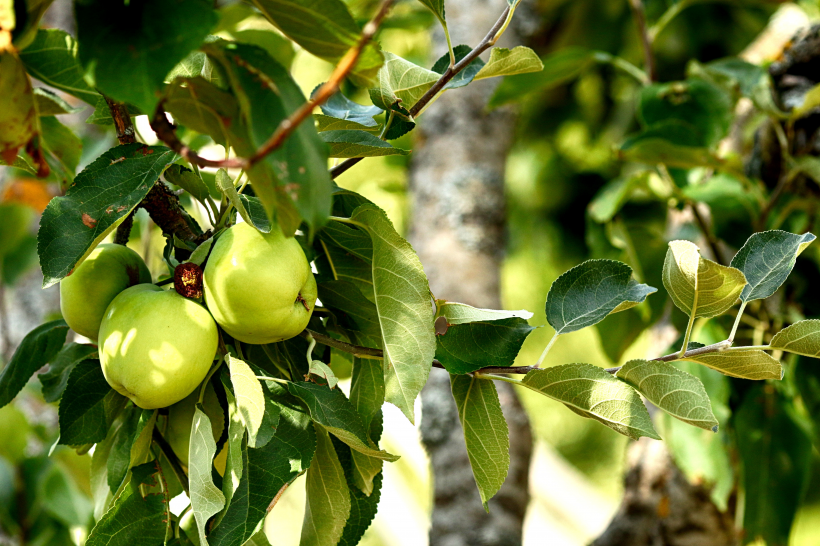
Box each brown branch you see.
[104,96,137,145]
[628,0,656,82]
[150,0,394,171]
[689,202,726,266]
[330,4,512,179]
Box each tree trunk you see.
[408,2,534,544]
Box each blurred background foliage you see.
[5,0,820,545]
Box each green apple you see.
[164,381,224,470]
[203,222,317,344]
[99,284,218,409]
[60,243,152,340]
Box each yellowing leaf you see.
[681,349,782,380]
[227,355,266,447]
[770,320,820,358]
[474,46,543,80]
[301,425,351,546]
[662,240,746,318]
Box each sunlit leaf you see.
[662,240,746,318]
[309,360,339,389]
[450,374,509,509]
[369,52,439,113]
[436,301,533,325]
[681,349,782,380]
[522,363,660,440]
[474,46,543,80]
[616,359,718,431]
[37,144,177,288]
[301,425,351,546]
[189,405,226,546]
[770,320,820,358]
[545,259,656,334]
[349,204,436,423]
[227,355,266,448]
[19,29,98,105]
[730,230,815,303]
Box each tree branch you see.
[149,0,394,171]
[628,0,656,82]
[330,4,512,179]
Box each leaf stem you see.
[305,333,316,367]
[724,345,771,351]
[473,372,523,386]
[256,375,290,385]
[535,333,559,368]
[328,215,367,229]
[152,429,190,497]
[729,301,747,342]
[628,0,655,82]
[679,300,698,358]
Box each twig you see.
[605,340,733,373]
[152,429,190,497]
[689,202,726,265]
[114,210,136,245]
[330,4,513,179]
[150,0,394,171]
[103,96,137,145]
[628,0,655,82]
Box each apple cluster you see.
[59,222,317,415]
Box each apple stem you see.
[296,292,311,311]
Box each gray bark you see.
[408,1,534,544]
[590,439,736,546]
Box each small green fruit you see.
[203,223,317,344]
[60,243,151,339]
[99,284,218,409]
[165,381,224,470]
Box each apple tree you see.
[1,0,820,545]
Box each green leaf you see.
[588,173,647,224]
[488,47,593,109]
[309,360,339,389]
[450,375,509,509]
[165,164,211,203]
[75,0,218,115]
[435,318,534,374]
[227,355,266,448]
[204,42,332,237]
[39,343,97,403]
[251,0,383,85]
[10,0,55,50]
[474,46,543,80]
[0,319,68,408]
[770,320,820,357]
[301,424,351,546]
[436,301,533,325]
[19,29,99,105]
[216,169,258,231]
[189,405,226,546]
[662,240,746,318]
[238,195,272,233]
[681,349,782,380]
[735,387,812,546]
[318,91,382,129]
[164,77,237,147]
[59,359,126,446]
[416,0,445,26]
[37,144,177,288]
[334,437,383,546]
[730,230,815,303]
[39,115,83,181]
[286,381,398,461]
[85,461,170,546]
[34,88,85,116]
[638,78,733,148]
[210,392,316,546]
[107,408,156,492]
[39,462,93,526]
[618,121,727,169]
[431,44,485,90]
[318,280,382,348]
[349,204,436,423]
[545,259,656,335]
[369,52,440,112]
[616,359,718,431]
[320,130,409,158]
[522,364,660,440]
[348,359,384,495]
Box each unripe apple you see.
[60,243,151,340]
[164,381,224,470]
[203,223,317,344]
[99,284,218,409]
